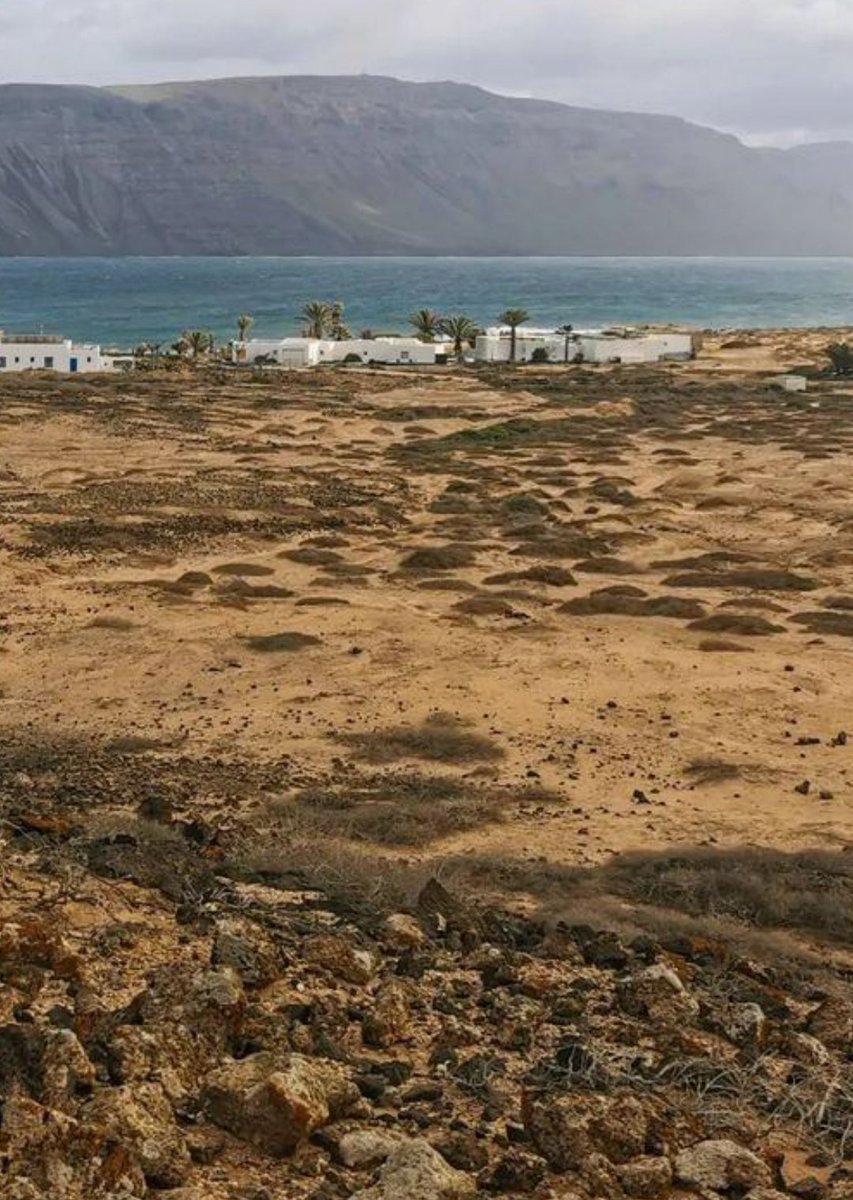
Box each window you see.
[29,357,35,364]
[0,357,6,369]
[44,357,54,369]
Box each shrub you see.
[400,544,477,572]
[335,712,504,764]
[245,632,322,652]
[826,342,853,376]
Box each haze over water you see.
[1,256,852,346]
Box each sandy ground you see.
[3,331,853,876]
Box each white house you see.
[233,336,443,368]
[474,327,698,365]
[0,332,110,374]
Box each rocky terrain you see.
[4,332,853,1196]
[2,75,853,254]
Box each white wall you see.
[476,330,696,365]
[236,337,438,367]
[0,337,108,373]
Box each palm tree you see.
[408,309,440,343]
[558,323,575,363]
[237,314,254,342]
[181,329,214,359]
[329,301,351,341]
[439,315,479,358]
[301,301,332,339]
[498,308,530,363]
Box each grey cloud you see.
[1,0,852,144]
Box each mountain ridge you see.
[0,74,852,256]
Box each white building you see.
[773,374,808,394]
[0,332,109,374]
[474,327,698,365]
[233,336,443,368]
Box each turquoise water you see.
[1,257,852,347]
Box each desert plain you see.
[5,331,853,1199]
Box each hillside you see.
[0,74,852,255]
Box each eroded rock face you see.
[674,1139,772,1192]
[202,1051,359,1156]
[351,1139,476,1200]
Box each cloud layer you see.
[5,0,853,145]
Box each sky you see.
[4,0,853,146]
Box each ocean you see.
[1,256,852,348]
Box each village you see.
[0,323,700,374]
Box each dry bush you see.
[400,544,477,572]
[417,579,481,593]
[443,845,846,970]
[684,757,742,784]
[86,616,137,632]
[698,637,755,653]
[244,632,322,652]
[688,613,784,636]
[718,597,788,612]
[335,712,504,765]
[212,562,277,577]
[280,547,344,566]
[603,847,853,942]
[561,594,705,620]
[573,557,644,575]
[665,569,820,591]
[295,596,350,607]
[216,580,294,599]
[226,824,435,921]
[484,565,576,587]
[792,611,853,638]
[454,596,517,617]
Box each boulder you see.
[479,1149,547,1193]
[618,1155,674,1199]
[85,1081,191,1189]
[351,1138,476,1199]
[363,984,412,1048]
[41,1029,95,1110]
[523,1091,648,1171]
[1,1090,146,1198]
[807,996,853,1051]
[618,963,699,1024]
[0,917,81,982]
[675,1139,772,1192]
[202,1050,359,1156]
[211,916,285,987]
[304,933,375,985]
[336,1127,406,1168]
[383,913,428,950]
[723,1002,767,1048]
